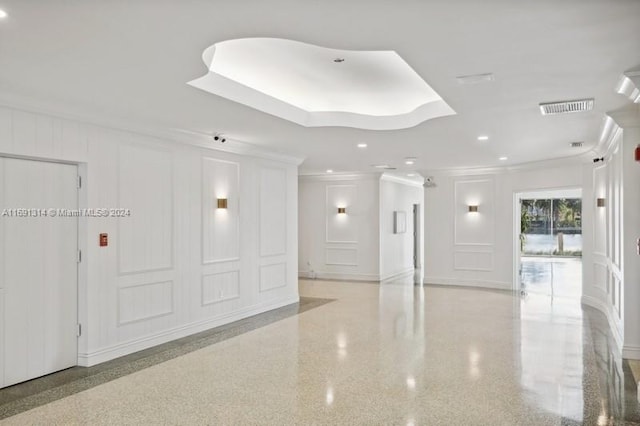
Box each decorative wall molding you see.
[117,281,174,326]
[259,262,287,292]
[325,184,358,243]
[78,295,299,367]
[201,270,240,306]
[259,167,287,257]
[453,250,494,272]
[325,247,358,266]
[453,178,495,246]
[117,144,174,275]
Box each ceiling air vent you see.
[539,99,594,116]
[570,142,583,148]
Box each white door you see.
[0,157,78,388]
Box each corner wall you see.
[298,174,380,281]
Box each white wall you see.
[0,105,300,366]
[298,174,380,281]
[423,162,585,290]
[379,175,423,281]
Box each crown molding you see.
[422,154,589,177]
[615,70,640,104]
[380,173,425,188]
[298,172,382,182]
[0,91,305,166]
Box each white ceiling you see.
[188,37,455,130]
[0,1,638,175]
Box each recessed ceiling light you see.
[407,173,416,177]
[477,135,489,141]
[373,164,390,169]
[0,9,8,19]
[357,143,367,148]
[405,160,414,165]
[499,156,508,161]
[326,169,333,173]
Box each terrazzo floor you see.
[1,279,639,425]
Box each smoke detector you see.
[539,99,594,116]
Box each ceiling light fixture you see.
[499,156,508,161]
[477,135,489,141]
[405,160,414,165]
[407,173,416,177]
[326,169,333,173]
[357,143,367,148]
[405,157,417,165]
[0,9,7,19]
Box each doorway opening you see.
[515,188,582,300]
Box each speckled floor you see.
[1,280,639,425]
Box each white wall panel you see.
[454,179,494,246]
[202,158,240,263]
[202,271,240,306]
[593,261,607,291]
[118,281,174,325]
[454,250,494,271]
[118,144,174,274]
[260,263,287,292]
[260,167,287,256]
[326,185,358,243]
[325,247,358,266]
[0,105,299,368]
[0,108,12,153]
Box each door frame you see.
[512,186,583,293]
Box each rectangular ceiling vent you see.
[539,99,594,115]
[570,141,583,148]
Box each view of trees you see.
[520,198,582,256]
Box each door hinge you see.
[77,323,82,337]
[77,250,82,263]
[77,175,82,189]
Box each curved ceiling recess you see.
[188,38,455,130]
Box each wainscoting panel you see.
[259,167,287,257]
[325,247,358,266]
[453,250,494,272]
[202,271,240,306]
[202,158,240,264]
[326,184,358,243]
[259,263,287,292]
[118,144,174,274]
[454,179,495,246]
[118,281,174,325]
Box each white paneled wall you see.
[0,105,299,367]
[424,165,583,290]
[299,174,380,281]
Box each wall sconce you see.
[468,205,479,213]
[596,198,605,207]
[217,198,228,209]
[337,207,346,214]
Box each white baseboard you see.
[380,268,414,282]
[423,276,511,291]
[298,270,380,282]
[78,295,299,367]
[622,345,640,360]
[581,294,624,351]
